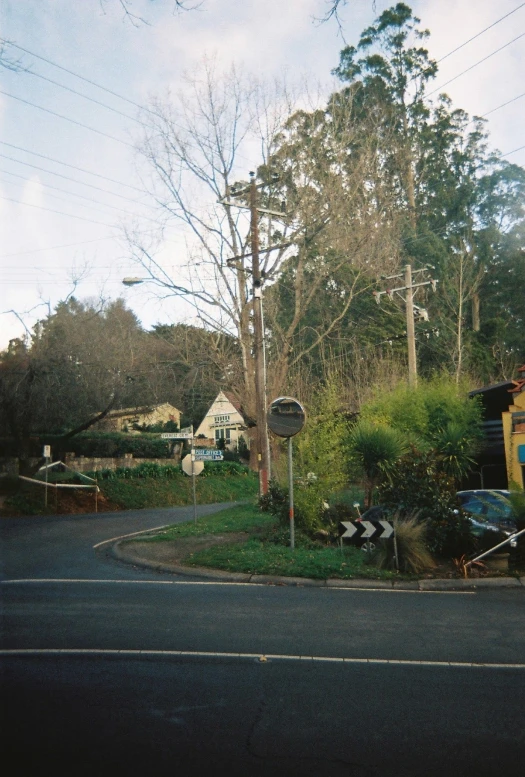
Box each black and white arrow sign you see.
[341,519,394,541]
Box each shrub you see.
[371,515,436,574]
[59,432,173,459]
[378,448,474,557]
[347,421,408,506]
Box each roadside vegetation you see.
[0,465,258,516]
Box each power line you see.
[427,32,525,97]
[21,68,141,124]
[0,195,114,227]
[0,88,135,149]
[0,169,161,224]
[0,141,147,193]
[0,237,120,258]
[477,91,525,119]
[0,153,154,206]
[434,3,525,65]
[1,38,157,117]
[0,40,253,167]
[502,144,525,157]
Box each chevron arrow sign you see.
[340,519,395,541]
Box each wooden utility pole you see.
[221,173,286,496]
[404,263,417,388]
[249,173,269,496]
[374,266,438,388]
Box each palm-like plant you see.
[348,422,408,507]
[432,422,479,483]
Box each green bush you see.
[378,448,474,557]
[58,432,173,459]
[87,460,253,481]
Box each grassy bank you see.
[1,474,258,516]
[101,474,258,510]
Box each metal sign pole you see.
[43,445,51,508]
[191,425,197,524]
[288,437,295,551]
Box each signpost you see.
[341,520,394,541]
[160,429,224,523]
[341,519,398,568]
[42,445,51,507]
[267,397,306,551]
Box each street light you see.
[122,277,146,286]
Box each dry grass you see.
[372,514,436,574]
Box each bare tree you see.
[130,60,400,465]
[436,240,484,384]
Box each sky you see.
[1,0,524,349]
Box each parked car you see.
[456,490,517,548]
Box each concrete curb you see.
[112,541,525,591]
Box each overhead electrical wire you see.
[1,38,158,117]
[0,141,148,193]
[502,144,525,157]
[0,152,155,206]
[427,32,525,97]
[20,68,141,124]
[0,236,120,258]
[0,168,161,224]
[433,2,525,66]
[0,88,135,149]
[0,195,114,227]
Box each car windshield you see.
[458,492,513,525]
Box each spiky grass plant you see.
[371,513,436,574]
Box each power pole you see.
[374,265,438,387]
[404,263,417,387]
[249,172,269,496]
[220,173,286,496]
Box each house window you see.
[214,414,231,425]
[215,428,232,442]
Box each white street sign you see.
[340,519,395,541]
[195,453,224,461]
[43,445,51,458]
[341,521,358,539]
[161,432,193,439]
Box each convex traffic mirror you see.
[267,396,306,438]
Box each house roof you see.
[469,381,514,397]
[509,364,525,394]
[104,402,181,419]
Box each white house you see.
[195,391,249,450]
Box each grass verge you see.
[135,503,399,580]
[184,540,398,580]
[139,503,274,538]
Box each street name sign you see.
[161,432,194,439]
[194,450,224,461]
[341,519,394,541]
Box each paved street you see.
[1,507,525,776]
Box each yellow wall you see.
[502,390,525,488]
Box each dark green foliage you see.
[378,448,474,557]
[57,432,173,459]
[259,479,290,525]
[132,419,179,433]
[88,460,253,481]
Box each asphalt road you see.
[1,507,525,777]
